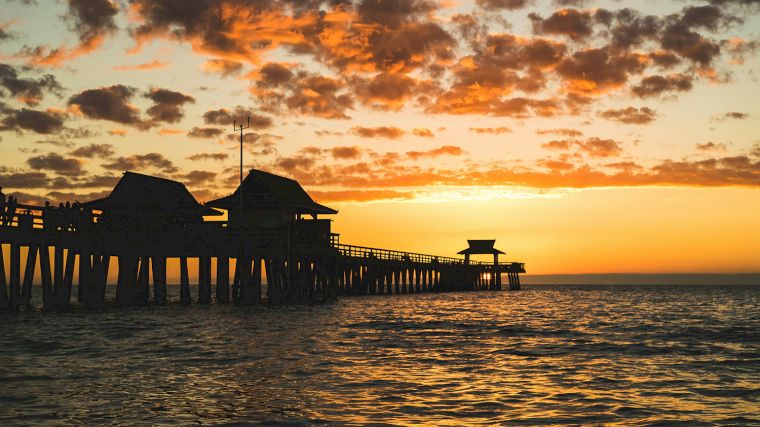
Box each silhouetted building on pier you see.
[208,169,337,245]
[85,172,221,229]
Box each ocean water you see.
[1,284,759,426]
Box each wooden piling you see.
[216,256,229,304]
[0,244,8,308]
[198,255,211,304]
[152,256,167,305]
[179,256,190,305]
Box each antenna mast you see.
[234,116,250,226]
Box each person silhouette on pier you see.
[0,186,5,226]
[5,195,17,226]
[42,201,52,230]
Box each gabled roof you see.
[457,239,505,255]
[207,169,337,215]
[84,171,221,217]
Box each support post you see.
[152,256,167,305]
[179,256,191,305]
[198,256,211,304]
[216,256,229,304]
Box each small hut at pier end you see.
[84,171,221,230]
[207,169,337,245]
[458,240,520,290]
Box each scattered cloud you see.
[536,128,582,137]
[412,128,434,138]
[188,127,224,139]
[26,152,83,175]
[542,137,624,157]
[144,87,195,124]
[113,60,169,71]
[101,153,177,173]
[69,143,114,158]
[351,126,405,139]
[696,142,727,152]
[68,85,147,128]
[407,145,465,160]
[0,63,62,106]
[0,108,66,134]
[599,107,657,124]
[187,152,229,161]
[470,127,512,134]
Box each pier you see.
[0,170,525,311]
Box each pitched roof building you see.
[207,169,337,216]
[85,171,220,223]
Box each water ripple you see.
[0,284,759,425]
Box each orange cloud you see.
[113,60,169,71]
[407,145,465,160]
[351,126,405,139]
[412,128,434,137]
[470,127,512,134]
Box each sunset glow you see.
[1,0,759,274]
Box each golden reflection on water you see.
[0,285,759,425]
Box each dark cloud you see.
[66,0,119,47]
[258,62,293,86]
[271,73,353,119]
[679,5,726,31]
[180,170,216,186]
[351,126,405,139]
[276,155,318,172]
[144,88,195,124]
[187,152,229,161]
[69,143,114,158]
[0,64,63,106]
[331,146,363,160]
[556,47,646,94]
[696,142,727,151]
[188,127,224,139]
[357,0,438,28]
[476,0,532,10]
[605,9,663,50]
[352,72,425,111]
[599,106,657,124]
[0,171,49,188]
[660,22,721,67]
[202,106,272,129]
[68,85,147,128]
[632,74,693,98]
[0,108,65,134]
[713,111,750,121]
[530,9,594,41]
[26,152,83,175]
[101,153,177,173]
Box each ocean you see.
[1,284,759,426]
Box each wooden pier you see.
[0,170,525,311]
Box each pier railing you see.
[0,203,525,271]
[333,243,525,270]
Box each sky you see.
[0,0,759,275]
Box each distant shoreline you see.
[521,273,760,286]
